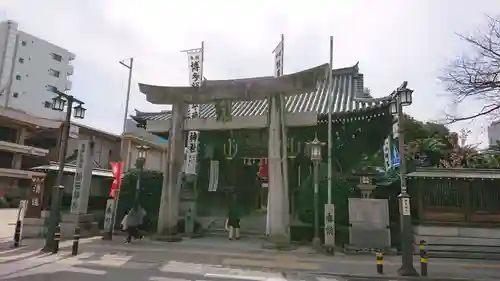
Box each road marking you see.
[0,249,40,262]
[0,247,23,255]
[317,277,342,281]
[222,257,320,270]
[0,252,62,278]
[160,261,284,281]
[0,259,106,280]
[57,251,95,265]
[149,277,192,281]
[160,261,212,275]
[86,253,133,267]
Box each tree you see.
[441,15,500,123]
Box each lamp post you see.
[389,82,418,277]
[305,135,325,250]
[134,145,148,208]
[42,91,86,253]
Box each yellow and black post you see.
[71,225,80,256]
[13,220,22,248]
[420,240,428,277]
[52,224,61,254]
[376,252,384,274]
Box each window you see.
[21,41,26,46]
[43,101,52,108]
[18,58,24,64]
[48,69,60,77]
[51,53,62,62]
[12,92,19,98]
[46,85,58,93]
[15,75,21,80]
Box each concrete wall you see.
[413,224,500,257]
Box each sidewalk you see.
[81,235,500,280]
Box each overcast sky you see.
[2,0,499,146]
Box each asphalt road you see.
[0,237,492,281]
[0,242,419,281]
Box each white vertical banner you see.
[383,136,392,171]
[71,140,93,214]
[208,160,219,192]
[185,45,203,175]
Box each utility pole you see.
[103,58,134,240]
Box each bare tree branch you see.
[440,15,500,123]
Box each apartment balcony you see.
[67,64,74,76]
[0,140,49,156]
[65,79,72,91]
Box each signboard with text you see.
[25,177,44,218]
[324,203,335,247]
[70,140,93,214]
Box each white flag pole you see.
[327,36,333,205]
[278,34,290,233]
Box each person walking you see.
[226,196,241,240]
[124,206,142,243]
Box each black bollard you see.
[52,224,61,254]
[376,252,384,274]
[420,240,428,277]
[71,225,80,256]
[12,220,22,248]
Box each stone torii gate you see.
[139,57,327,244]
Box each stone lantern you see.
[357,176,376,199]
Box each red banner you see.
[109,162,123,200]
[258,162,268,180]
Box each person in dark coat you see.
[124,206,143,243]
[226,196,241,240]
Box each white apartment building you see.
[0,20,75,121]
[488,120,500,147]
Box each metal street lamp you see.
[390,82,418,277]
[42,91,86,253]
[134,145,149,207]
[305,134,325,250]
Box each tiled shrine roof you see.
[132,63,392,123]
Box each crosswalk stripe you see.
[0,250,40,262]
[86,253,132,267]
[0,247,23,255]
[149,277,191,281]
[0,252,62,278]
[317,277,341,281]
[56,251,95,265]
[204,273,269,281]
[160,261,285,281]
